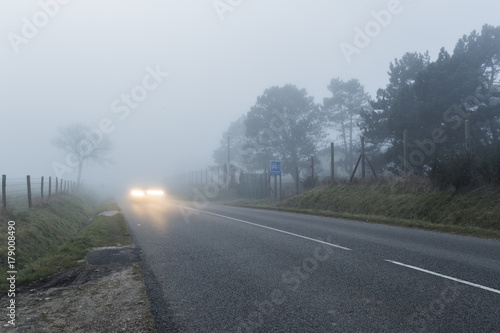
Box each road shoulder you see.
[1,245,156,332]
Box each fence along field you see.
[1,174,77,213]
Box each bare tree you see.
[52,123,112,185]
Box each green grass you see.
[0,195,131,290]
[233,180,500,240]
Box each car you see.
[129,187,166,202]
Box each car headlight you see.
[131,190,146,197]
[146,190,164,196]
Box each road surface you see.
[120,198,500,332]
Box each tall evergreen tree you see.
[323,78,370,173]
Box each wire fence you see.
[167,141,378,201]
[1,174,77,213]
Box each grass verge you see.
[233,181,500,240]
[0,194,131,291]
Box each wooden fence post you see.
[27,175,32,209]
[361,136,365,179]
[331,142,334,182]
[465,119,471,151]
[49,176,52,199]
[41,176,44,200]
[403,129,408,176]
[296,166,299,195]
[2,175,6,211]
[55,177,59,194]
[279,173,282,202]
[311,156,315,187]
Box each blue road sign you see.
[270,161,281,176]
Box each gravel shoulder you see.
[1,245,157,332]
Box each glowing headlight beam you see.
[146,190,164,196]
[131,190,146,197]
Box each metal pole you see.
[273,175,277,204]
[279,173,282,202]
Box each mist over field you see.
[1,0,499,197]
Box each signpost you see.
[270,161,281,176]
[270,161,281,203]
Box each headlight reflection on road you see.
[128,193,176,233]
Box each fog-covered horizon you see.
[1,0,499,195]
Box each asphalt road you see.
[120,198,500,333]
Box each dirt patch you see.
[1,246,156,332]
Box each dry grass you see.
[235,175,500,239]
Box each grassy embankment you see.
[0,194,131,291]
[235,178,500,240]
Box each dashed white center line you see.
[385,259,500,295]
[176,205,351,251]
[178,204,499,295]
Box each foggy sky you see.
[1,0,499,193]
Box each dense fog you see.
[1,0,499,196]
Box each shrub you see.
[429,151,478,190]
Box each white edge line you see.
[385,259,500,295]
[177,205,351,251]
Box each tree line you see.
[213,24,500,189]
